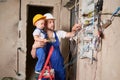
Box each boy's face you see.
[35,19,45,29]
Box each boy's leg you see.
[35,48,46,72]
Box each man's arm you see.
[65,31,75,38]
[31,41,46,58]
[31,46,36,59]
[65,23,81,38]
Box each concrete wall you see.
[0,0,24,77]
[0,0,26,79]
[76,0,120,80]
[101,0,120,80]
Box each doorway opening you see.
[26,5,53,80]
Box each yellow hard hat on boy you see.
[33,14,46,26]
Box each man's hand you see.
[72,23,82,32]
[31,41,46,58]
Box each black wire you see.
[97,0,103,12]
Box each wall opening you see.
[26,5,53,79]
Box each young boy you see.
[32,14,48,75]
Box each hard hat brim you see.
[46,18,55,20]
[33,16,46,26]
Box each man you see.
[31,13,81,80]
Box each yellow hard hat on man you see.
[33,14,46,26]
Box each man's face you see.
[46,19,55,31]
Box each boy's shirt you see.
[33,28,46,39]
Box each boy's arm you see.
[34,35,48,42]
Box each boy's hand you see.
[33,41,46,48]
[44,38,56,43]
[46,38,56,42]
[44,39,49,43]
